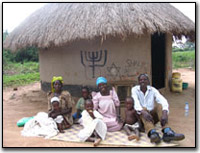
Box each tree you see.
[3,30,9,41]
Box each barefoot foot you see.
[59,130,65,133]
[94,138,101,147]
[128,135,139,141]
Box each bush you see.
[3,49,15,65]
[15,47,39,63]
[3,31,40,87]
[3,47,39,65]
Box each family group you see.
[48,74,185,146]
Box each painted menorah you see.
[81,50,107,78]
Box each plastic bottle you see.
[184,102,189,117]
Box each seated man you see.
[131,74,185,144]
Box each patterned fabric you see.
[47,91,75,125]
[50,124,178,147]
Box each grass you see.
[172,50,195,69]
[3,62,39,75]
[3,72,40,87]
[3,62,40,87]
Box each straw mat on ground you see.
[50,124,178,147]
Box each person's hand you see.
[88,110,95,119]
[51,113,57,118]
[141,110,154,122]
[62,108,72,115]
[117,116,123,123]
[161,110,168,126]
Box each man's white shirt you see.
[131,85,169,113]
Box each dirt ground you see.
[3,68,195,147]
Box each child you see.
[73,86,91,123]
[124,97,142,141]
[48,97,71,133]
[78,99,107,147]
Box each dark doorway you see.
[151,32,166,89]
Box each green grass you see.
[3,72,40,87]
[3,62,39,75]
[172,50,195,69]
[3,62,40,87]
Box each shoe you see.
[149,131,161,144]
[162,129,185,142]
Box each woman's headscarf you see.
[96,77,107,86]
[51,76,64,92]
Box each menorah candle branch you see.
[81,50,107,78]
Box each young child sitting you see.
[124,97,143,141]
[78,99,107,147]
[48,97,70,133]
[73,86,91,123]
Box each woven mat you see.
[50,124,178,147]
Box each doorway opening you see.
[151,32,166,89]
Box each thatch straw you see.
[4,3,195,51]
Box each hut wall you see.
[165,33,172,90]
[39,35,152,95]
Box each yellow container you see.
[172,72,181,79]
[172,78,182,92]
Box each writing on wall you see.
[81,50,107,78]
[106,59,148,81]
[123,59,148,77]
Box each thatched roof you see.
[4,3,195,51]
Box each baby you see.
[78,99,107,147]
[124,97,142,141]
[48,97,70,133]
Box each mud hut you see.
[4,3,195,99]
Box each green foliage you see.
[3,62,39,87]
[3,62,39,75]
[172,42,195,52]
[3,31,39,63]
[172,48,194,52]
[3,31,40,87]
[3,47,39,70]
[3,30,9,41]
[172,50,195,69]
[3,72,40,87]
[3,49,15,66]
[15,47,39,63]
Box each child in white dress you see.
[78,99,107,146]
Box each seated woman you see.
[47,76,74,127]
[92,77,123,132]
